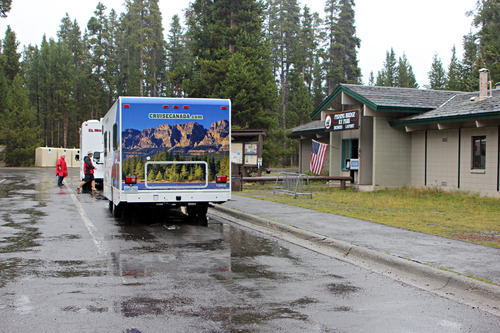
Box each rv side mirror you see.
[75,154,80,161]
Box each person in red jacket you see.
[55,153,68,186]
[76,151,97,193]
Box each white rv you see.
[102,97,231,223]
[77,120,104,188]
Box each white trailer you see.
[102,97,231,223]
[77,120,104,188]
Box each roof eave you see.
[390,111,500,127]
[288,127,326,138]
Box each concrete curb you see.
[211,204,500,317]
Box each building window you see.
[472,136,486,169]
[342,138,359,171]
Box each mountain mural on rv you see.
[122,120,229,156]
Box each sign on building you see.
[325,110,359,131]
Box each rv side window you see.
[113,123,118,151]
[104,131,108,157]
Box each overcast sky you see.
[1,0,477,87]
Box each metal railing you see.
[273,172,312,198]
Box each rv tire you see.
[113,203,124,218]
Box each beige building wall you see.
[426,129,460,189]
[459,127,498,196]
[329,131,342,176]
[372,116,411,187]
[409,127,499,197]
[359,115,373,185]
[298,139,311,173]
[410,131,426,186]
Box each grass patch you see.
[238,185,500,249]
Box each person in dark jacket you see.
[76,151,97,193]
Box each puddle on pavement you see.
[119,296,194,318]
[0,173,47,256]
[327,282,361,296]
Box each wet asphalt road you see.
[0,167,499,332]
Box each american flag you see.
[310,139,328,175]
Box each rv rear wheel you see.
[113,203,124,218]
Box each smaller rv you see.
[77,120,104,188]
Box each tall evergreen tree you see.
[376,48,397,87]
[297,6,318,91]
[323,0,361,93]
[2,25,20,83]
[367,71,375,86]
[397,53,418,88]
[187,0,278,130]
[446,45,463,91]
[461,31,479,92]
[0,28,42,164]
[87,4,119,114]
[473,0,500,83]
[166,14,191,96]
[118,0,166,96]
[428,53,447,90]
[0,75,42,165]
[0,0,12,18]
[87,3,111,118]
[267,0,301,128]
[311,56,326,108]
[56,15,88,147]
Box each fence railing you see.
[273,172,312,198]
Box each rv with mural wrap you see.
[78,120,104,189]
[102,97,231,223]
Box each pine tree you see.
[2,26,20,83]
[0,75,42,166]
[461,31,479,92]
[311,56,325,108]
[368,71,375,86]
[187,0,278,130]
[428,53,447,90]
[473,0,500,83]
[56,16,88,148]
[0,0,12,18]
[87,3,117,117]
[118,0,167,96]
[446,46,463,91]
[397,53,418,88]
[376,48,397,87]
[287,69,313,126]
[267,0,301,128]
[323,0,361,93]
[298,6,318,91]
[166,14,191,96]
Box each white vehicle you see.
[102,97,231,223]
[77,120,104,188]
